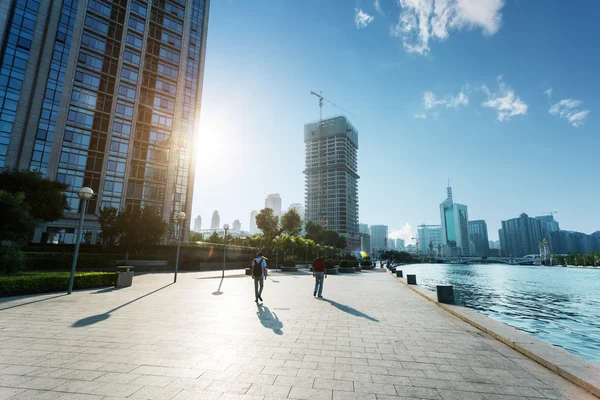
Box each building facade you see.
[0,0,210,243]
[193,215,202,231]
[304,115,359,250]
[232,219,241,233]
[359,223,369,234]
[535,215,560,242]
[359,232,371,255]
[369,225,387,254]
[210,210,219,231]
[499,213,542,257]
[249,210,257,234]
[396,238,405,250]
[468,220,489,256]
[549,230,600,254]
[417,224,442,255]
[439,185,470,256]
[387,238,395,249]
[265,193,282,218]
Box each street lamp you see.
[222,223,229,278]
[305,241,309,267]
[275,235,280,271]
[241,236,246,248]
[68,187,94,295]
[291,239,295,257]
[174,212,186,283]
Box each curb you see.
[388,270,600,398]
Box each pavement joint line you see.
[387,268,600,398]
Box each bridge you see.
[430,255,543,265]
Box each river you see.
[399,263,600,364]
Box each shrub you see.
[360,260,372,267]
[0,246,26,275]
[339,260,359,268]
[24,252,123,270]
[324,259,336,268]
[284,257,296,267]
[0,272,116,297]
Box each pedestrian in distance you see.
[251,251,267,302]
[312,255,327,298]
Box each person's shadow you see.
[256,304,283,335]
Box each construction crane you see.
[310,91,355,228]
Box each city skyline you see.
[191,0,599,244]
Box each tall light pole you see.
[222,224,229,279]
[174,212,186,283]
[291,239,295,257]
[68,187,94,295]
[275,235,280,271]
[305,241,309,266]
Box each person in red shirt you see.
[312,256,327,298]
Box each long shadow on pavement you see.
[321,298,379,322]
[212,277,224,295]
[72,283,174,327]
[256,304,283,335]
[0,294,68,311]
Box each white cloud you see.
[413,113,427,119]
[355,9,375,29]
[481,76,527,121]
[423,89,468,110]
[549,98,590,127]
[374,0,383,14]
[391,0,505,55]
[543,88,553,98]
[389,223,414,244]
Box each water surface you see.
[399,263,600,364]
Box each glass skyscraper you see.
[439,185,470,256]
[0,0,210,243]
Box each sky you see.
[192,0,600,243]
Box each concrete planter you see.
[338,267,355,273]
[116,266,134,288]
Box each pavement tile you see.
[314,377,354,391]
[332,391,376,400]
[91,382,144,397]
[394,385,443,399]
[334,371,373,383]
[288,386,333,400]
[353,382,397,395]
[130,385,183,399]
[0,387,25,400]
[3,390,63,400]
[246,383,291,397]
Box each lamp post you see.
[275,235,280,271]
[291,239,295,257]
[305,241,309,267]
[241,236,246,248]
[317,244,321,257]
[68,187,94,295]
[174,212,186,283]
[222,224,229,279]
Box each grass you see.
[0,271,117,297]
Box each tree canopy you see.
[280,208,302,236]
[0,169,68,223]
[0,191,38,243]
[98,207,167,255]
[304,221,347,249]
[255,208,279,237]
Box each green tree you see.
[0,191,38,243]
[256,208,279,237]
[207,231,222,244]
[280,208,302,236]
[98,207,120,246]
[0,169,68,223]
[117,208,167,256]
[189,231,203,242]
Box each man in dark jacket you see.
[312,256,327,298]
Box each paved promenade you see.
[0,270,595,400]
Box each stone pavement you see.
[0,270,596,400]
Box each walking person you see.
[312,255,327,298]
[251,252,267,302]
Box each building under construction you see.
[303,115,359,251]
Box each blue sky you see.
[192,0,600,242]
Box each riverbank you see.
[389,269,600,397]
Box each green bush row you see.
[24,252,123,270]
[339,260,359,268]
[0,272,116,297]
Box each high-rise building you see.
[210,210,220,231]
[468,220,490,257]
[397,238,405,250]
[359,223,369,234]
[535,215,560,241]
[304,116,359,250]
[193,215,202,232]
[288,202,305,234]
[550,230,600,254]
[388,238,395,249]
[265,194,282,218]
[232,219,241,232]
[439,185,470,256]
[0,0,210,244]
[359,233,371,255]
[369,225,387,254]
[249,210,258,234]
[499,213,542,257]
[417,224,442,255]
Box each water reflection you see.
[401,263,600,364]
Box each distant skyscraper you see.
[359,223,369,234]
[397,238,405,250]
[193,215,202,232]
[0,0,210,243]
[499,213,542,257]
[439,184,470,256]
[210,211,220,231]
[370,225,388,254]
[417,224,442,255]
[304,116,359,250]
[265,194,282,218]
[232,219,241,232]
[288,203,304,220]
[360,233,371,254]
[249,210,258,234]
[468,220,490,256]
[388,238,395,249]
[535,215,560,241]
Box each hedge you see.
[339,260,359,268]
[24,252,123,270]
[0,272,117,297]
